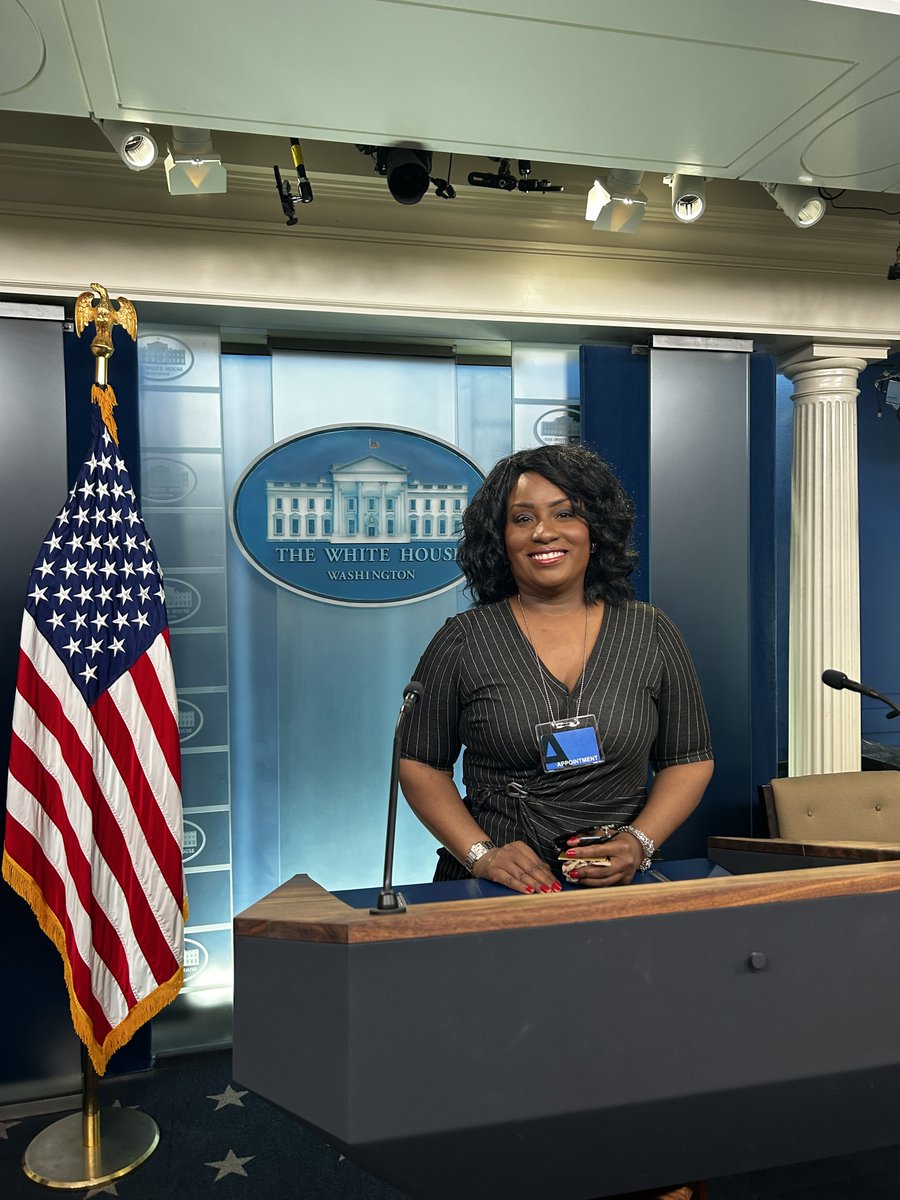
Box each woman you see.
[399,443,713,894]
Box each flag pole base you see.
[21,1108,159,1189]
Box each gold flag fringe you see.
[91,382,120,446]
[3,849,185,1075]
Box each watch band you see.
[463,840,496,873]
[618,824,655,872]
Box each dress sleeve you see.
[650,608,714,771]
[399,617,466,771]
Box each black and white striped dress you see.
[400,598,713,880]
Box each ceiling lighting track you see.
[585,170,647,233]
[94,117,158,171]
[761,182,825,228]
[164,127,227,195]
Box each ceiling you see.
[1,0,899,349]
[4,0,900,190]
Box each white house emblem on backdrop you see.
[266,453,467,544]
[182,819,207,865]
[231,425,485,607]
[183,938,209,984]
[138,334,195,382]
[142,457,198,504]
[533,406,581,446]
[164,579,202,625]
[178,700,204,742]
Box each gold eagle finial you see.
[73,283,138,445]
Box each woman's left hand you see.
[562,831,642,887]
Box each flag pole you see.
[22,1048,160,1188]
[17,283,164,1188]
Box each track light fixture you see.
[274,139,314,225]
[164,128,227,196]
[95,117,158,171]
[761,182,825,228]
[467,157,563,194]
[585,170,646,233]
[665,173,706,223]
[357,145,454,204]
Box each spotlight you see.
[888,244,900,281]
[95,118,158,171]
[761,182,825,228]
[666,173,706,223]
[585,170,647,233]
[164,127,227,196]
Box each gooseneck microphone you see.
[371,681,423,915]
[822,669,900,719]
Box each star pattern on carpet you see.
[208,1084,248,1110]
[205,1149,255,1182]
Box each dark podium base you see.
[234,868,900,1200]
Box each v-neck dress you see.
[400,598,713,880]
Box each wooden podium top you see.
[234,854,900,945]
[709,835,900,861]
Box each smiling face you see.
[504,471,591,600]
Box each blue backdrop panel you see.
[580,345,650,600]
[858,353,900,745]
[222,351,511,910]
[580,344,777,855]
[748,353,779,811]
[774,374,794,771]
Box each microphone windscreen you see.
[822,669,848,690]
[404,680,424,703]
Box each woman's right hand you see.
[471,840,561,894]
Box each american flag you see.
[2,406,186,1075]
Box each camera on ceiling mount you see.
[356,145,455,204]
[467,157,563,194]
[874,369,900,419]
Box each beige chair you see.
[761,770,900,842]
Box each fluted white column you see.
[781,345,888,776]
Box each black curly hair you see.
[457,444,637,606]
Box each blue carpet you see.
[3,1050,900,1199]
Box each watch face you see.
[465,841,493,869]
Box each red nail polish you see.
[566,836,579,845]
[540,884,551,893]
[551,883,562,892]
[568,870,580,879]
[524,885,535,893]
[565,848,576,858]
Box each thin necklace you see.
[516,595,589,718]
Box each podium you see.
[233,856,900,1200]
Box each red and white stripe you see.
[3,611,185,1073]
